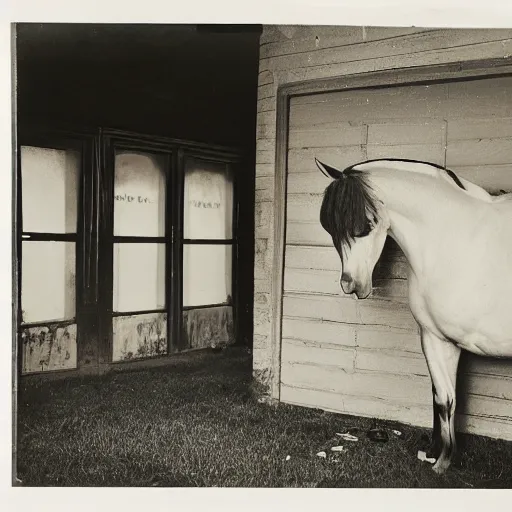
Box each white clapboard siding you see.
[282,317,357,347]
[281,362,432,403]
[280,384,433,428]
[289,122,367,149]
[282,75,512,440]
[281,339,355,370]
[355,325,422,353]
[262,30,512,73]
[355,347,430,377]
[255,26,512,440]
[287,146,367,174]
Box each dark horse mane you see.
[319,163,379,250]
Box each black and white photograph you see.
[5,0,512,503]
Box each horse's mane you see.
[320,168,378,249]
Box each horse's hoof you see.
[432,460,450,474]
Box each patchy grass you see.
[16,348,512,487]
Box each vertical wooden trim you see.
[172,148,185,351]
[230,161,239,343]
[269,87,290,400]
[80,137,99,306]
[165,152,173,355]
[98,130,115,364]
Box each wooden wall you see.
[253,25,512,439]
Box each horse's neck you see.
[368,170,475,276]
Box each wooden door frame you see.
[269,57,512,400]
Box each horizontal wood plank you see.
[281,362,432,403]
[282,293,418,331]
[284,267,408,301]
[447,117,512,141]
[279,40,512,87]
[281,338,355,369]
[260,27,429,59]
[355,347,429,377]
[280,384,432,428]
[289,123,366,149]
[367,121,446,146]
[264,30,512,73]
[283,294,360,324]
[287,146,366,174]
[285,221,331,246]
[355,325,421,353]
[446,138,512,166]
[366,143,445,166]
[282,317,356,346]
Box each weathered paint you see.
[21,322,77,374]
[182,306,234,350]
[112,312,167,362]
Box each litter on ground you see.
[330,445,344,452]
[285,455,291,461]
[392,430,402,437]
[417,450,436,464]
[336,433,359,442]
[367,428,389,442]
[316,451,327,458]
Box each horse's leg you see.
[426,384,442,459]
[420,329,461,474]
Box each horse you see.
[316,157,512,474]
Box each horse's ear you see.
[315,159,344,180]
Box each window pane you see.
[183,244,232,307]
[21,145,79,234]
[21,241,76,323]
[112,312,167,362]
[114,150,166,237]
[21,323,77,373]
[113,243,165,312]
[184,159,233,239]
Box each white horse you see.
[316,157,512,474]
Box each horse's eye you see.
[355,224,372,238]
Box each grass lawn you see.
[16,347,512,487]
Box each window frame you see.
[181,154,238,312]
[15,127,95,374]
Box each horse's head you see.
[317,159,390,299]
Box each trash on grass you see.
[336,433,359,442]
[330,445,344,452]
[392,430,402,437]
[367,428,389,442]
[417,450,436,464]
[285,455,291,461]
[316,451,327,458]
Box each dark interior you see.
[15,23,262,348]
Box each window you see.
[182,158,234,309]
[111,150,169,362]
[19,145,80,372]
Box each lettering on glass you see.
[189,199,221,209]
[115,194,153,204]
